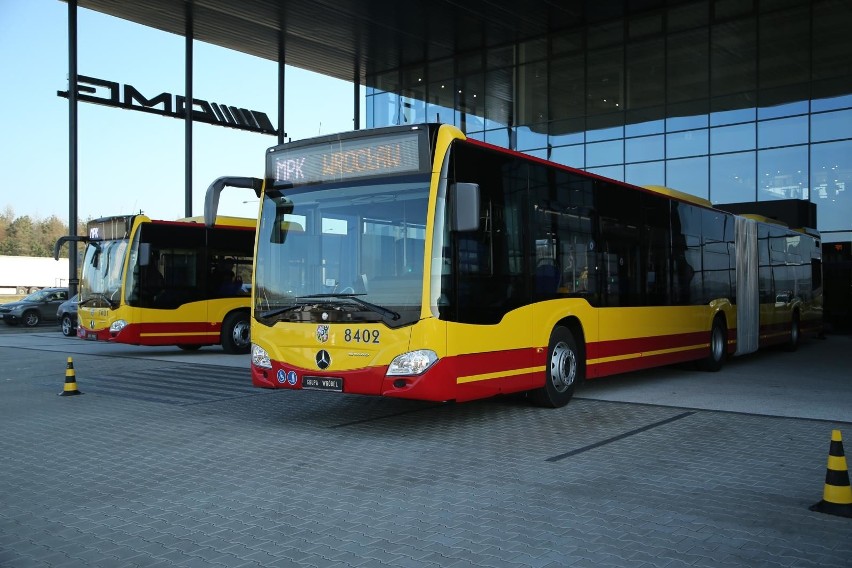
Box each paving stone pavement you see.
[0,331,851,567]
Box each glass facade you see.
[365,0,852,242]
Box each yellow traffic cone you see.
[810,429,852,518]
[59,356,82,396]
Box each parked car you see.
[0,287,69,327]
[57,293,79,337]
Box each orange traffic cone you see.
[810,429,852,518]
[59,356,82,396]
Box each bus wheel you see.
[177,344,202,351]
[222,312,250,354]
[530,326,581,408]
[701,317,726,372]
[783,313,800,352]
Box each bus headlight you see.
[251,343,271,368]
[110,320,127,333]
[387,350,438,376]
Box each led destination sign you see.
[268,131,424,186]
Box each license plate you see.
[85,332,98,341]
[302,376,343,392]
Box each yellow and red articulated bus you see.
[55,179,259,353]
[231,123,821,407]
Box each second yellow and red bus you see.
[56,186,257,353]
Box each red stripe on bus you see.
[255,329,746,401]
[116,322,222,346]
[587,331,712,359]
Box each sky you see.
[0,0,363,223]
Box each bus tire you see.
[783,312,800,352]
[701,317,727,372]
[23,310,40,327]
[221,311,250,354]
[529,326,582,408]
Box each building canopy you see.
[68,0,596,83]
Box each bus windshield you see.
[254,176,430,327]
[79,239,128,308]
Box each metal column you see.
[67,0,78,297]
[278,19,286,145]
[184,3,194,217]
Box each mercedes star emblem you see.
[316,349,331,370]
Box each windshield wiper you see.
[299,294,401,321]
[258,304,306,320]
[80,292,118,309]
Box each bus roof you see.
[738,214,789,227]
[178,215,255,228]
[641,185,713,208]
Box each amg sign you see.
[58,75,276,136]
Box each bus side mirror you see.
[450,182,480,232]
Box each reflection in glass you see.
[525,148,548,160]
[812,94,852,113]
[484,128,510,148]
[367,90,399,128]
[667,29,709,103]
[586,165,624,181]
[626,135,664,163]
[587,47,623,115]
[587,140,623,167]
[626,161,665,188]
[811,109,852,143]
[711,152,756,204]
[427,81,459,126]
[255,179,430,327]
[811,140,852,232]
[484,67,513,130]
[758,116,808,149]
[759,7,809,91]
[667,129,709,159]
[667,156,709,199]
[550,144,584,168]
[626,38,665,110]
[666,101,709,131]
[711,123,755,153]
[710,106,756,127]
[586,125,624,142]
[549,55,585,122]
[711,18,756,97]
[668,2,708,32]
[549,119,585,146]
[625,118,664,137]
[516,125,548,151]
[517,61,548,125]
[758,146,808,201]
[757,100,809,120]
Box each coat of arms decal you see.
[316,324,329,343]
